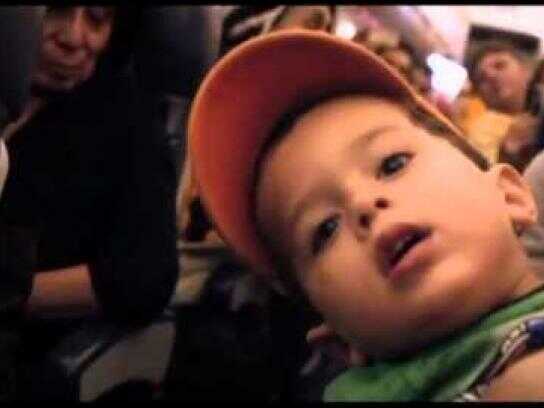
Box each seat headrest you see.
[0,6,44,129]
[134,6,216,97]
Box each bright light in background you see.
[426,53,467,103]
[335,19,357,40]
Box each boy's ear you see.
[490,163,537,233]
[306,322,367,367]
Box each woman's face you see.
[33,7,115,92]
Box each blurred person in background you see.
[408,65,432,96]
[0,7,178,397]
[463,41,535,163]
[352,28,433,102]
[470,41,533,115]
[381,47,412,77]
[219,5,335,57]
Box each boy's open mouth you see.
[377,225,432,278]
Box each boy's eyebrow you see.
[288,125,397,231]
[345,125,398,154]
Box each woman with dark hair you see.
[0,7,178,393]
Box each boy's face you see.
[256,95,537,358]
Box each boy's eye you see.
[311,215,339,256]
[378,152,412,178]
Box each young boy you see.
[188,30,544,401]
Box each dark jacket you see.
[0,69,179,326]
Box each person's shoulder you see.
[484,348,544,401]
[524,150,544,180]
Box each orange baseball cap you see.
[188,29,486,278]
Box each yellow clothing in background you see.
[455,94,515,163]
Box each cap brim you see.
[189,29,483,276]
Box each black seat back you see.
[0,7,44,130]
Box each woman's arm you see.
[85,93,179,325]
[25,90,179,324]
[26,264,100,318]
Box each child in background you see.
[188,30,544,401]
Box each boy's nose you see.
[352,196,390,234]
[344,175,390,234]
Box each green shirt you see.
[324,287,544,401]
